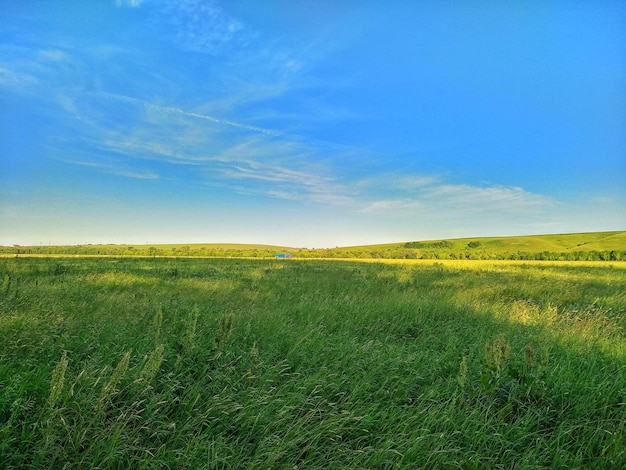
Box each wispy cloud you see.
[46,85,559,222]
[360,199,424,213]
[97,91,283,137]
[37,49,70,62]
[216,154,357,206]
[0,1,562,235]
[425,184,554,210]
[0,43,86,99]
[0,66,38,89]
[58,157,161,180]
[359,179,556,217]
[2,36,557,221]
[156,0,245,54]
[116,0,144,8]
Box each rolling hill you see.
[322,231,625,260]
[2,231,625,261]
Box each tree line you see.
[2,244,623,261]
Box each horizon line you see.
[3,229,624,250]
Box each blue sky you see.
[1,0,625,248]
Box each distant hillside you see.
[2,231,625,261]
[1,243,292,258]
[321,231,626,260]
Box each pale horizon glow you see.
[1,1,625,248]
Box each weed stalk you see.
[46,351,68,410]
[98,350,131,408]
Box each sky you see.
[1,0,625,248]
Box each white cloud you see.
[359,181,556,218]
[116,0,144,7]
[56,157,161,180]
[0,67,38,89]
[0,44,87,99]
[54,89,559,223]
[360,199,424,213]
[37,49,70,62]
[424,184,553,208]
[159,0,245,54]
[97,91,282,138]
[396,175,441,189]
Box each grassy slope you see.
[334,231,626,255]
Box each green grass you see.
[331,230,626,259]
[1,257,625,468]
[418,230,626,252]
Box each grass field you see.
[1,257,625,468]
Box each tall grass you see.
[0,257,624,468]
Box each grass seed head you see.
[98,350,131,406]
[183,306,199,354]
[140,344,164,387]
[486,336,510,376]
[46,351,68,410]
[524,343,537,368]
[457,356,468,389]
[218,313,235,347]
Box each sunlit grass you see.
[345,257,626,268]
[0,257,624,467]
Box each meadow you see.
[1,257,625,468]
